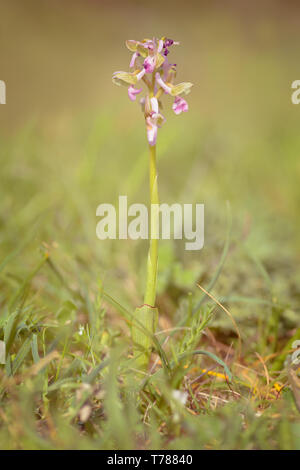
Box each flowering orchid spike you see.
[112,36,193,146]
[112,37,193,370]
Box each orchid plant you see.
[112,37,193,370]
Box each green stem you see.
[131,144,159,370]
[144,144,159,306]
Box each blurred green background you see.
[0,0,300,324]
[1,0,300,450]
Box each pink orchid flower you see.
[142,39,164,74]
[128,85,142,102]
[155,72,193,97]
[145,97,166,146]
[172,96,188,114]
[155,73,172,94]
[112,37,193,146]
[143,55,157,74]
[129,51,140,69]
